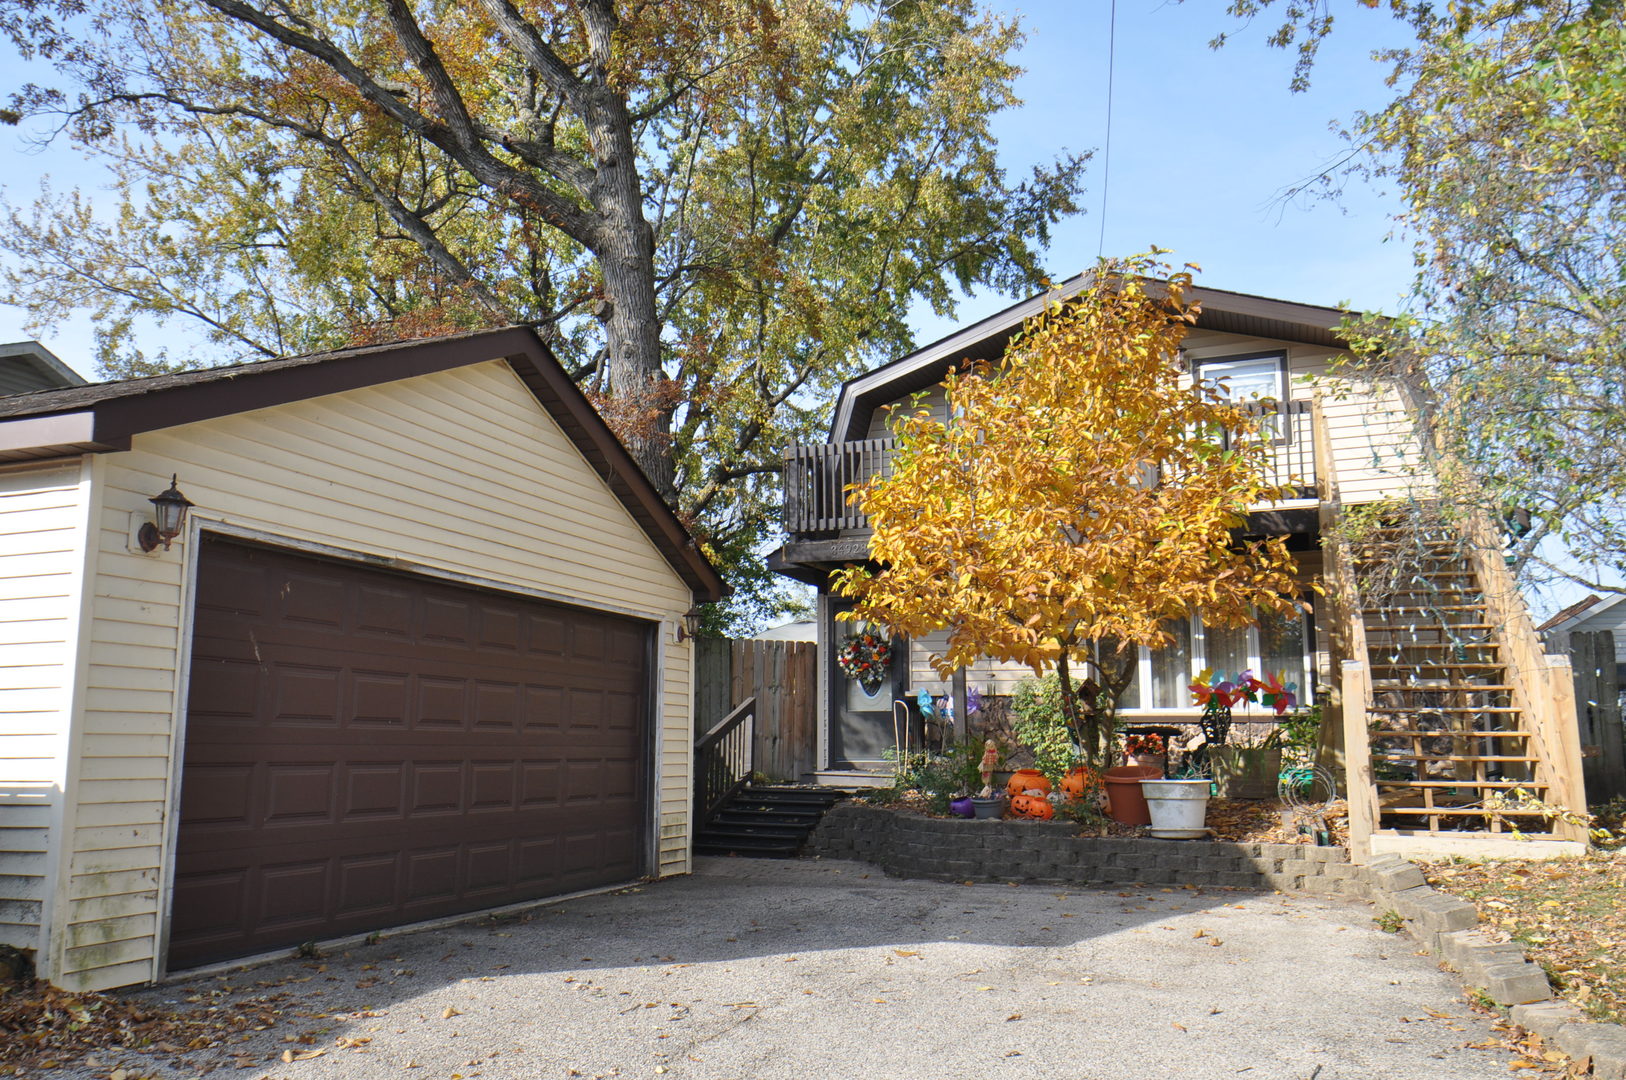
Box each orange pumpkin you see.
[1006,769,1052,798]
[1010,793,1054,820]
[1061,766,1097,802]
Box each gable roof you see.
[0,326,726,602]
[0,340,87,395]
[829,275,1364,442]
[1539,592,1624,634]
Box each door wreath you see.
[836,630,893,694]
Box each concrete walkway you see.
[86,857,1521,1080]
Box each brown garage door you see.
[169,536,650,970]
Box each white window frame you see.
[1117,606,1316,716]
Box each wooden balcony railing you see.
[782,400,1318,540]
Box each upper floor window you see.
[1196,352,1286,403]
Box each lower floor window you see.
[1116,605,1314,712]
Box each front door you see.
[827,601,905,769]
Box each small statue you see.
[978,738,1000,798]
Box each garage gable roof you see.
[0,326,727,602]
[830,276,1364,443]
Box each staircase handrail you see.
[1453,509,1589,840]
[695,696,756,828]
[1313,395,1378,853]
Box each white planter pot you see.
[1141,779,1211,839]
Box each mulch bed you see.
[874,792,1350,847]
[1423,851,1626,1026]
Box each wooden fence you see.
[1543,629,1625,802]
[694,638,818,783]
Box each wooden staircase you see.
[1352,526,1557,834]
[1310,397,1588,859]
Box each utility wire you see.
[1097,0,1117,259]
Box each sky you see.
[0,2,1599,611]
[0,0,1417,378]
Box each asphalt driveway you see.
[73,857,1521,1080]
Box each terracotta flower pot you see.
[1103,764,1162,825]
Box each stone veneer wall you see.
[807,803,1358,896]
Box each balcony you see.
[782,400,1318,549]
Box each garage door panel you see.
[170,538,650,970]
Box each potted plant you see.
[1191,668,1297,799]
[1122,732,1167,774]
[1141,774,1213,838]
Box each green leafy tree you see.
[0,0,1087,629]
[1213,0,1626,593]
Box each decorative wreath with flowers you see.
[836,631,893,693]
[1124,732,1165,757]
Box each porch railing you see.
[782,400,1318,540]
[694,696,755,827]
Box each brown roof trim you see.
[829,275,1368,442]
[0,327,727,603]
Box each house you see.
[1541,594,1626,690]
[771,278,1588,860]
[0,327,725,991]
[0,341,87,395]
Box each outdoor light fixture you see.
[138,475,194,553]
[676,607,703,642]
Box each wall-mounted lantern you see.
[676,606,703,642]
[138,475,194,553]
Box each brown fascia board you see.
[0,327,727,603]
[829,277,1365,443]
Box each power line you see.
[1097,0,1117,259]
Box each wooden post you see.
[1341,659,1379,862]
[951,666,967,744]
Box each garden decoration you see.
[1193,670,1298,799]
[1006,768,1051,798]
[1009,792,1055,820]
[966,686,983,717]
[949,795,976,818]
[978,739,1000,797]
[837,630,893,693]
[1279,764,1338,846]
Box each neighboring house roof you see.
[0,341,88,395]
[752,620,817,642]
[0,326,727,602]
[1540,592,1625,634]
[828,275,1365,443]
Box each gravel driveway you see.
[69,857,1521,1080]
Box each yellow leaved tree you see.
[832,255,1302,765]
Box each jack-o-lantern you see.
[1061,766,1097,802]
[1006,769,1051,798]
[1010,793,1054,820]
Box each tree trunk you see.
[585,88,676,502]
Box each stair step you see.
[1370,729,1530,738]
[694,837,802,857]
[1368,706,1522,714]
[710,809,824,827]
[1369,683,1514,691]
[1380,806,1553,817]
[1365,642,1498,649]
[1372,657,1495,666]
[1377,779,1548,790]
[1373,753,1540,764]
[700,820,809,840]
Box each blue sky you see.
[0,0,1416,378]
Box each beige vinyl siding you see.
[55,360,695,991]
[0,461,92,953]
[865,333,1431,510]
[1183,333,1430,505]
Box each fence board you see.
[694,638,818,783]
[1544,629,1626,802]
